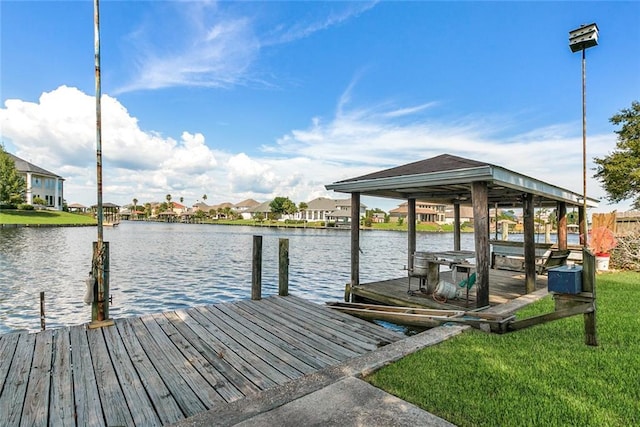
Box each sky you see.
[1,1,639,214]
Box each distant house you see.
[7,153,65,210]
[234,198,261,220]
[246,200,272,219]
[389,201,447,223]
[298,197,367,223]
[67,203,88,213]
[443,205,475,225]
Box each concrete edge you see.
[170,324,470,427]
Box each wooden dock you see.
[0,295,402,427]
[350,268,549,310]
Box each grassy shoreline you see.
[0,210,471,232]
[367,271,640,426]
[0,209,96,225]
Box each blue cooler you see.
[547,265,582,294]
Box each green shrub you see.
[18,204,34,210]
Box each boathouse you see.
[326,154,599,307]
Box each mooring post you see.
[252,235,262,300]
[40,291,45,331]
[91,241,110,323]
[279,238,289,296]
[582,248,598,346]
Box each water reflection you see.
[1,222,480,333]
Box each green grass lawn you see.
[367,271,640,427]
[0,209,96,225]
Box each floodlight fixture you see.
[569,22,598,247]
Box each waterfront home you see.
[234,198,261,219]
[7,152,65,210]
[246,200,273,219]
[297,197,367,223]
[389,201,447,223]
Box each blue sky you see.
[1,1,639,213]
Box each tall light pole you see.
[569,23,598,247]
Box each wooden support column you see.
[557,202,568,250]
[252,235,262,300]
[579,204,587,246]
[278,238,289,296]
[453,203,461,251]
[523,193,536,293]
[408,198,416,270]
[582,248,598,346]
[472,182,489,307]
[350,193,360,288]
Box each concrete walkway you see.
[171,324,468,427]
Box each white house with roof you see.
[389,201,447,223]
[297,197,367,223]
[234,199,261,219]
[8,153,65,210]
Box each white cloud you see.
[1,85,629,214]
[1,86,220,206]
[116,2,378,93]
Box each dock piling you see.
[252,235,262,300]
[279,238,289,296]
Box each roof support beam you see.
[408,199,416,271]
[472,182,489,307]
[523,193,537,293]
[350,192,360,291]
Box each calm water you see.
[0,222,480,334]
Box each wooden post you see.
[453,203,461,251]
[472,182,489,307]
[91,241,110,322]
[252,235,262,300]
[523,193,536,293]
[579,204,587,246]
[279,238,289,296]
[40,291,45,331]
[557,202,567,250]
[408,198,416,270]
[350,193,360,290]
[582,248,598,346]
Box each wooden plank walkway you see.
[0,295,402,427]
[351,268,549,310]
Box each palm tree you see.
[202,194,207,203]
[132,198,138,220]
[166,194,172,211]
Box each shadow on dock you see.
[0,295,402,426]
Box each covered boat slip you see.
[326,153,598,309]
[0,295,401,427]
[348,268,549,311]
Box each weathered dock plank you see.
[0,295,403,427]
[0,333,20,397]
[127,317,209,417]
[211,303,320,373]
[225,301,342,367]
[115,319,185,425]
[184,307,292,385]
[0,332,35,427]
[49,329,77,427]
[161,311,256,399]
[172,308,278,391]
[195,305,308,379]
[87,326,136,427]
[260,298,377,354]
[234,299,359,361]
[21,329,54,427]
[151,311,243,402]
[69,326,105,427]
[274,295,400,344]
[102,323,162,426]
